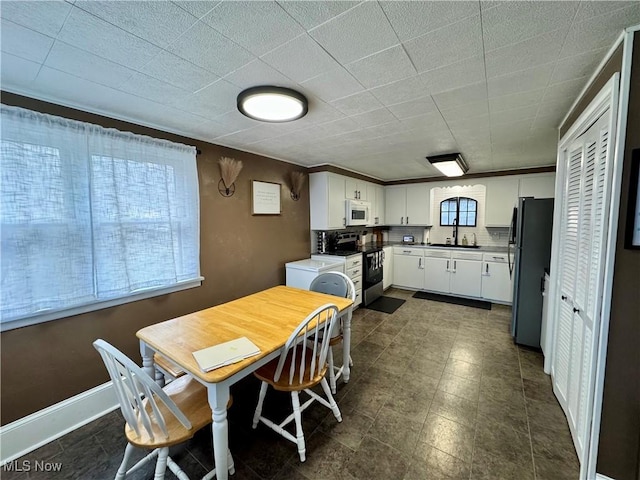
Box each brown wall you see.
[596,32,640,480]
[0,93,311,425]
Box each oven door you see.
[364,250,383,286]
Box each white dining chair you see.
[309,271,356,394]
[251,303,342,462]
[93,339,234,479]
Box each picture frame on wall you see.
[252,180,281,215]
[624,149,640,249]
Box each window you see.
[0,105,201,331]
[440,196,477,226]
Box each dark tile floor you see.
[3,288,580,480]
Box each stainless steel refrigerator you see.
[509,197,554,348]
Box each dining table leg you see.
[139,340,165,386]
[208,383,231,480]
[342,309,352,383]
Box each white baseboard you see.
[596,474,616,480]
[0,382,118,465]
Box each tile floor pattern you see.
[3,288,580,480]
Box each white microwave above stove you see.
[346,199,371,226]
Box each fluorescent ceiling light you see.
[426,153,468,177]
[237,86,308,122]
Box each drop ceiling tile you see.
[167,21,254,77]
[404,14,483,73]
[550,48,608,85]
[559,5,640,58]
[400,112,449,132]
[308,1,399,65]
[487,63,554,98]
[202,2,304,57]
[488,89,545,113]
[370,74,430,106]
[173,79,241,119]
[448,115,491,132]
[303,98,345,124]
[261,34,340,83]
[0,53,41,89]
[190,118,246,141]
[432,82,488,110]
[387,96,438,120]
[440,100,489,123]
[57,7,162,70]
[172,1,221,19]
[213,109,264,134]
[485,28,566,79]
[223,59,292,90]
[120,72,192,105]
[482,1,578,52]
[351,108,396,129]
[300,67,363,103]
[0,19,53,63]
[543,76,589,104]
[490,104,539,125]
[331,91,383,116]
[346,45,416,89]
[141,51,218,92]
[380,1,479,42]
[536,100,573,120]
[45,41,135,89]
[276,0,359,30]
[363,120,413,139]
[423,55,486,95]
[0,0,72,37]
[75,1,197,48]
[573,1,637,23]
[313,117,361,138]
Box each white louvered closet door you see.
[553,108,614,464]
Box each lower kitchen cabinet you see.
[393,247,424,289]
[480,252,513,303]
[423,249,482,297]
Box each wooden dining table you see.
[136,285,354,480]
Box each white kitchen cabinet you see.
[385,184,431,226]
[519,173,556,198]
[369,184,385,226]
[309,172,346,230]
[345,178,368,200]
[422,249,482,297]
[345,254,363,307]
[450,253,482,297]
[485,176,519,226]
[393,247,424,289]
[423,250,450,292]
[382,246,393,290]
[481,252,513,303]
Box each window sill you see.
[0,278,204,332]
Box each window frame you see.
[439,196,478,227]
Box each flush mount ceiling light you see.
[426,153,469,177]
[237,86,308,122]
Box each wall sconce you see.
[289,171,306,201]
[426,153,468,177]
[218,157,243,197]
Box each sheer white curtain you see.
[1,105,200,329]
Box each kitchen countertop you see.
[367,242,510,253]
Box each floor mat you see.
[412,291,492,310]
[364,296,406,314]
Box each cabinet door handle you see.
[446,260,449,271]
[453,260,457,271]
[353,269,359,275]
[561,295,567,301]
[401,216,404,224]
[573,307,580,313]
[403,250,411,254]
[418,258,422,269]
[493,256,504,260]
[485,264,489,274]
[343,217,346,226]
[406,216,409,224]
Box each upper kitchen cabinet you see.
[369,183,385,226]
[484,176,519,227]
[309,172,346,230]
[345,178,369,200]
[385,184,431,226]
[519,173,556,198]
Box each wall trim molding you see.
[0,382,117,465]
[596,474,616,480]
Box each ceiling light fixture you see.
[426,153,468,177]
[237,86,308,122]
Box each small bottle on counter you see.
[462,234,468,246]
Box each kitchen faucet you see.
[452,219,458,246]
[472,232,477,246]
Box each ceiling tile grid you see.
[1,0,638,180]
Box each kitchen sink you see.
[428,243,481,249]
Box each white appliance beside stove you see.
[285,258,346,291]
